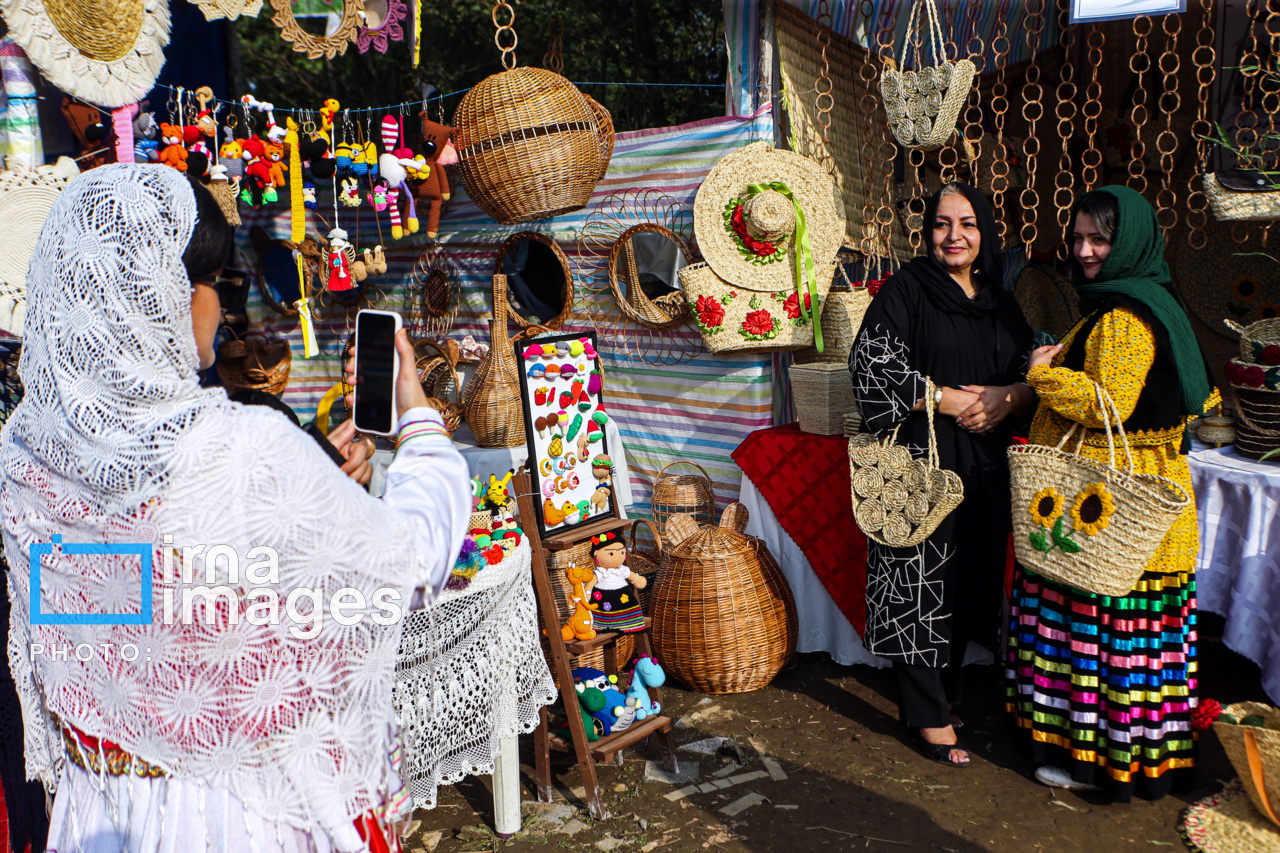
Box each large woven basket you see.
[453,67,611,225]
[1008,384,1189,597]
[680,261,835,355]
[1214,702,1280,828]
[1226,318,1280,364]
[651,461,716,536]
[1206,173,1280,222]
[792,280,871,365]
[649,505,797,694]
[790,362,857,436]
[216,337,292,395]
[1235,385,1280,460]
[879,0,976,151]
[462,275,527,448]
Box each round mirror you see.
[608,224,694,330]
[494,231,574,330]
[362,0,387,27]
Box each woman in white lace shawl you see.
[1,164,470,852]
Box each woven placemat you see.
[1173,217,1280,343]
[1180,779,1280,853]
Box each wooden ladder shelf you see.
[513,469,678,819]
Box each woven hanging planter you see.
[453,66,611,224]
[879,0,976,151]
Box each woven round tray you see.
[1180,779,1280,853]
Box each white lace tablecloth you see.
[1189,444,1280,705]
[394,541,556,808]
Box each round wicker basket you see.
[216,336,292,396]
[651,461,715,536]
[1213,702,1280,828]
[1226,317,1280,363]
[649,505,797,694]
[453,67,611,225]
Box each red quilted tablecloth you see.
[732,423,868,634]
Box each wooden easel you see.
[512,469,678,819]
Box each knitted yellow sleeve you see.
[1027,307,1156,428]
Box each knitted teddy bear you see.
[414,116,458,239]
[158,124,188,172]
[262,139,288,188]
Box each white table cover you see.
[1189,443,1280,705]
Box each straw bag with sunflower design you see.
[1008,383,1189,597]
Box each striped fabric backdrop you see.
[236,107,776,516]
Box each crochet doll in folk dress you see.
[588,531,646,633]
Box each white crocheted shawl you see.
[2,165,428,835]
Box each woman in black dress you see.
[850,183,1035,766]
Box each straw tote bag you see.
[1008,383,1190,597]
[848,378,964,547]
[1205,170,1280,222]
[879,0,976,151]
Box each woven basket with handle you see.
[216,336,292,396]
[462,274,533,448]
[793,273,871,365]
[679,260,836,355]
[1008,383,1189,597]
[414,336,464,434]
[1214,702,1280,829]
[1205,172,1280,222]
[651,461,716,536]
[1225,318,1280,364]
[1234,385,1280,460]
[849,377,963,547]
[649,504,797,694]
[879,0,976,151]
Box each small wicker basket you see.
[1197,416,1237,445]
[789,362,857,436]
[216,336,292,396]
[651,461,716,536]
[792,280,871,366]
[1235,385,1280,460]
[1226,317,1280,364]
[1213,702,1280,828]
[649,504,797,694]
[453,67,611,225]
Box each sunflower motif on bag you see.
[1070,482,1115,536]
[1228,275,1261,321]
[1027,486,1080,555]
[1028,487,1064,527]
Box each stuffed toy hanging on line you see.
[379,114,423,239]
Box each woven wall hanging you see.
[187,0,262,22]
[0,0,170,107]
[0,158,81,337]
[355,0,404,54]
[269,0,364,60]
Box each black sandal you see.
[912,730,970,767]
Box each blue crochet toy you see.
[572,666,636,735]
[626,655,664,719]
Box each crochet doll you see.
[414,117,457,238]
[588,530,646,633]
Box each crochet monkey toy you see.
[415,116,457,239]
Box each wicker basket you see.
[651,462,716,536]
[649,504,797,694]
[469,510,494,532]
[462,275,526,448]
[1197,416,1238,445]
[1214,702,1280,828]
[679,261,836,355]
[453,67,611,225]
[1206,173,1280,222]
[216,336,292,396]
[789,362,857,436]
[1226,318,1280,364]
[1235,386,1280,460]
[793,281,871,365]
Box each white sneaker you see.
[1035,765,1100,791]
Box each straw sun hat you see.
[1180,780,1280,853]
[693,141,844,292]
[0,0,170,108]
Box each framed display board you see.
[1069,0,1183,24]
[515,330,619,538]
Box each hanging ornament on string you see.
[286,118,319,359]
[356,0,406,54]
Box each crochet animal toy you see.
[262,139,288,188]
[481,469,515,513]
[219,129,244,178]
[339,178,362,207]
[239,137,275,205]
[318,98,340,145]
[561,563,598,642]
[158,124,188,172]
[626,655,664,719]
[572,667,637,735]
[378,115,420,240]
[560,683,607,743]
[415,115,457,239]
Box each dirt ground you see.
[399,613,1265,853]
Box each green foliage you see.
[235,0,726,133]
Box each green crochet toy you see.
[560,683,608,743]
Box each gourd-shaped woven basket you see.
[650,504,797,694]
[453,67,612,225]
[651,461,716,536]
[463,274,526,447]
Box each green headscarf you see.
[1071,185,1212,417]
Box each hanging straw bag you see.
[879,0,976,151]
[848,378,964,547]
[1204,171,1280,222]
[1008,383,1189,597]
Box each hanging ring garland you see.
[1155,12,1182,235]
[874,8,899,265]
[858,0,883,265]
[1128,15,1153,194]
[269,0,365,60]
[1053,0,1076,259]
[492,0,517,71]
[543,17,564,74]
[1080,26,1106,192]
[988,0,1013,242]
[1019,0,1046,252]
[1186,0,1217,250]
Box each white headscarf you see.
[2,165,428,836]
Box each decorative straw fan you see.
[578,189,705,366]
[0,0,170,107]
[0,158,81,337]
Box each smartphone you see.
[353,309,402,436]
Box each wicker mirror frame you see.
[608,223,695,331]
[492,230,574,330]
[355,0,405,53]
[251,226,322,318]
[269,0,365,60]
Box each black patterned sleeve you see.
[850,279,927,436]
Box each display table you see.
[394,542,556,832]
[1189,444,1280,705]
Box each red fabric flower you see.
[1226,361,1243,385]
[695,295,725,329]
[781,291,812,319]
[1244,365,1267,387]
[742,310,775,337]
[864,277,887,297]
[730,204,778,257]
[1191,698,1223,731]
[1263,345,1280,366]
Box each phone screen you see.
[354,312,397,435]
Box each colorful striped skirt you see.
[591,585,646,632]
[1005,565,1198,803]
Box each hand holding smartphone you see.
[347,310,431,436]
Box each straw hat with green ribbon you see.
[693,141,845,351]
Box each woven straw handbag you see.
[1008,383,1189,597]
[679,260,836,355]
[1213,702,1280,829]
[1205,171,1280,222]
[847,378,963,547]
[879,0,977,151]
[1225,317,1280,364]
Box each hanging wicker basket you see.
[216,336,292,396]
[650,504,797,694]
[453,67,612,225]
[462,275,526,447]
[651,461,716,536]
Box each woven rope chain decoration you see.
[858,0,882,264]
[936,0,961,185]
[1185,0,1216,250]
[1238,0,1263,160]
[1052,0,1075,257]
[542,17,563,74]
[814,0,837,178]
[1155,13,1182,234]
[1127,15,1152,194]
[1019,0,1046,251]
[1081,25,1105,191]
[989,0,1013,241]
[875,8,899,263]
[1264,0,1280,161]
[962,0,986,189]
[492,0,517,70]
